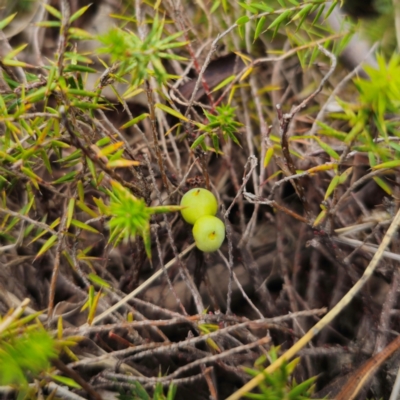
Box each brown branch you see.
[52,358,102,400]
[336,334,400,400]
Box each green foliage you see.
[234,0,355,72]
[97,14,187,85]
[0,302,81,394]
[107,181,153,255]
[192,104,242,152]
[342,54,400,194]
[1,0,398,396]
[0,329,57,386]
[118,381,176,400]
[288,53,400,209]
[243,348,316,399]
[237,0,339,41]
[106,181,183,258]
[0,304,85,398]
[355,53,400,121]
[0,4,187,262]
[358,0,395,55]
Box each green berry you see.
[192,215,225,252]
[180,188,218,225]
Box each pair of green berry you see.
[180,188,225,252]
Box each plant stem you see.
[227,206,400,400]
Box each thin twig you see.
[69,308,326,368]
[57,0,70,77]
[331,168,392,215]
[52,359,102,400]
[277,45,337,221]
[389,361,400,400]
[48,197,68,318]
[308,42,379,136]
[0,298,30,335]
[89,243,196,326]
[331,235,400,262]
[0,207,57,236]
[109,336,270,384]
[145,153,203,314]
[227,206,400,400]
[218,250,264,319]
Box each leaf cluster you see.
[282,52,400,226]
[97,14,187,85]
[107,181,153,255]
[118,381,176,400]
[236,0,340,41]
[0,329,57,386]
[0,5,188,262]
[192,104,242,153]
[243,347,316,399]
[106,181,183,258]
